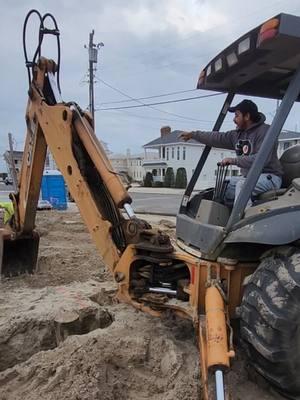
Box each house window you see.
[162,169,165,176]
[162,147,165,159]
[171,147,174,159]
[183,146,186,161]
[177,147,180,160]
[166,147,169,161]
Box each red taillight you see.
[197,69,206,88]
[257,18,279,46]
[257,28,277,45]
[260,18,279,34]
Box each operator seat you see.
[258,144,300,201]
[280,144,300,187]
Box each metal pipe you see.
[215,370,225,400]
[213,164,221,201]
[220,166,229,201]
[217,165,224,200]
[149,287,177,296]
[124,203,135,219]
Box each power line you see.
[95,76,222,122]
[97,92,223,111]
[99,88,197,105]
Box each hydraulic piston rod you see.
[149,287,177,296]
[205,285,234,399]
[215,370,225,400]
[124,203,136,219]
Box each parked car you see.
[37,200,53,210]
[4,177,13,185]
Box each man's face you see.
[233,110,249,129]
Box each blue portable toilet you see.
[41,170,67,210]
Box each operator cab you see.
[176,13,300,260]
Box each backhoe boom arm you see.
[4,58,134,273]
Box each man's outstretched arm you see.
[180,130,236,150]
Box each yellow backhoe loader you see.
[2,10,300,399]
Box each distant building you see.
[109,153,128,175]
[3,149,55,180]
[278,130,300,155]
[46,152,57,170]
[109,149,156,182]
[3,150,23,177]
[126,149,146,182]
[143,126,300,189]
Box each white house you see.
[127,154,145,182]
[143,126,300,189]
[143,126,239,189]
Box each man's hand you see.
[220,157,235,166]
[179,132,193,141]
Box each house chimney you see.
[160,126,171,137]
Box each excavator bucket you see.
[0,230,40,277]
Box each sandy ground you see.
[0,210,285,400]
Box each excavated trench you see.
[0,290,114,372]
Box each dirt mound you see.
[0,304,199,400]
[0,280,116,372]
[0,209,286,400]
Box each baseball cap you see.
[228,99,258,115]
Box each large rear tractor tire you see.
[239,247,300,399]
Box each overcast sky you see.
[1,0,300,170]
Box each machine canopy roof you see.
[197,13,300,101]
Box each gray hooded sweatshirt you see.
[191,113,283,177]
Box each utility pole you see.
[85,31,104,129]
[8,133,18,192]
